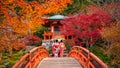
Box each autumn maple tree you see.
[100,2,120,66]
[0,0,73,61]
[61,5,111,47]
[24,35,42,46]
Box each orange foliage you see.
[101,24,120,42]
[12,39,26,50]
[0,0,73,52]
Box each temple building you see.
[43,14,65,40]
[42,14,72,49]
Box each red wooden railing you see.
[12,46,49,68]
[67,46,108,68]
[13,46,108,68]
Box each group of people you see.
[52,39,66,57]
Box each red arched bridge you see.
[12,46,108,68]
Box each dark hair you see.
[56,40,58,42]
[60,40,63,42]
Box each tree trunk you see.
[0,52,2,64]
[10,48,12,56]
[86,40,89,49]
[97,0,100,6]
[8,48,14,60]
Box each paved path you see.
[37,57,83,68]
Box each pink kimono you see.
[52,43,60,57]
[59,43,66,57]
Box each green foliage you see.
[2,56,8,60]
[12,50,26,60]
[63,0,81,15]
[48,46,52,54]
[8,50,27,68]
[14,6,22,13]
[62,0,95,15]
[0,65,5,68]
[0,50,27,68]
[34,25,47,39]
[8,60,17,68]
[89,46,111,63]
[65,41,72,52]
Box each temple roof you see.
[47,14,65,20]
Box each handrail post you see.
[29,52,31,68]
[87,50,90,68]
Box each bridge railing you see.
[12,46,50,68]
[68,46,108,68]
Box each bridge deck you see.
[37,57,83,68]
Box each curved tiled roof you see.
[47,14,65,20]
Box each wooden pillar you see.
[51,26,54,33]
[44,35,46,40]
[44,35,45,40]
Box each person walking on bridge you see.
[52,39,60,57]
[59,40,66,57]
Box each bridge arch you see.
[12,46,49,68]
[12,46,108,68]
[68,46,108,68]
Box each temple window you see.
[45,36,49,39]
[54,26,61,34]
